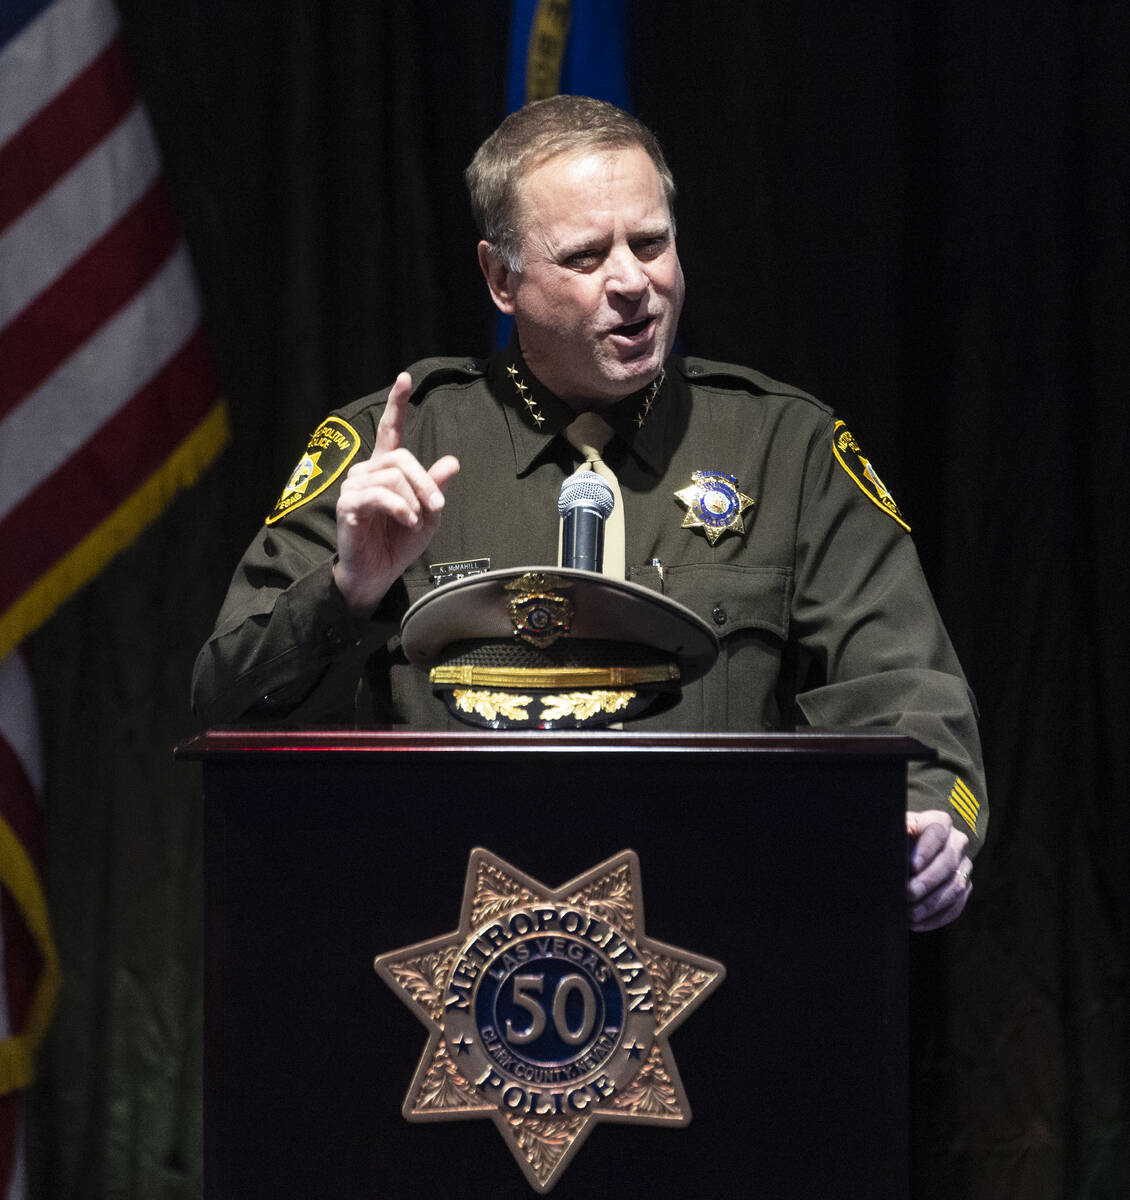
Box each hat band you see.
[430,664,680,689]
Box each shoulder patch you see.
[266,416,362,524]
[832,420,910,531]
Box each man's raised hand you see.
[332,372,460,616]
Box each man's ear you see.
[477,241,517,315]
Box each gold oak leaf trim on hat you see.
[266,416,362,524]
[538,690,636,723]
[452,689,533,723]
[831,420,910,531]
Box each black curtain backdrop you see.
[26,3,1128,1198]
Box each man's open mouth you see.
[612,317,653,338]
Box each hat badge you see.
[504,572,574,647]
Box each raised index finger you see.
[373,371,414,455]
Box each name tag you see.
[429,558,490,587]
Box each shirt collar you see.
[491,337,679,477]
[598,370,679,475]
[491,341,577,475]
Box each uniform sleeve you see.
[190,412,400,727]
[789,416,989,856]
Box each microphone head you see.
[557,470,614,518]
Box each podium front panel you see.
[183,731,921,1200]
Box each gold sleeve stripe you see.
[953,777,980,814]
[948,777,980,829]
[950,794,978,829]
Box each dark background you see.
[26,2,1128,1198]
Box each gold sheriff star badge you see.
[373,848,725,1193]
[674,470,755,545]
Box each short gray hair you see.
[465,95,677,272]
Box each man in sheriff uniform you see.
[192,95,986,932]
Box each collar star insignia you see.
[373,848,725,1193]
[674,470,755,545]
[634,366,666,428]
[507,363,547,427]
[507,364,667,434]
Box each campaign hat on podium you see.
[400,567,719,730]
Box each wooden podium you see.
[177,729,927,1199]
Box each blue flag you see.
[505,0,630,112]
[495,0,631,346]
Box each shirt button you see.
[712,604,727,626]
[322,625,344,649]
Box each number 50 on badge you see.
[373,848,726,1193]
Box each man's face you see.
[485,145,685,410]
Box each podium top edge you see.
[174,728,934,761]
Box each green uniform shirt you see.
[192,349,988,854]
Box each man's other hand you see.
[906,809,972,931]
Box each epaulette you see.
[336,358,486,423]
[675,356,829,414]
[403,356,487,403]
[676,358,908,531]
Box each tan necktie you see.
[561,412,625,579]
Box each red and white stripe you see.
[0,1,226,1188]
[0,0,225,658]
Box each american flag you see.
[0,0,227,1188]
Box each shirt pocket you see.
[661,563,793,729]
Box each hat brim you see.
[400,566,719,685]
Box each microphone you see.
[558,470,615,572]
